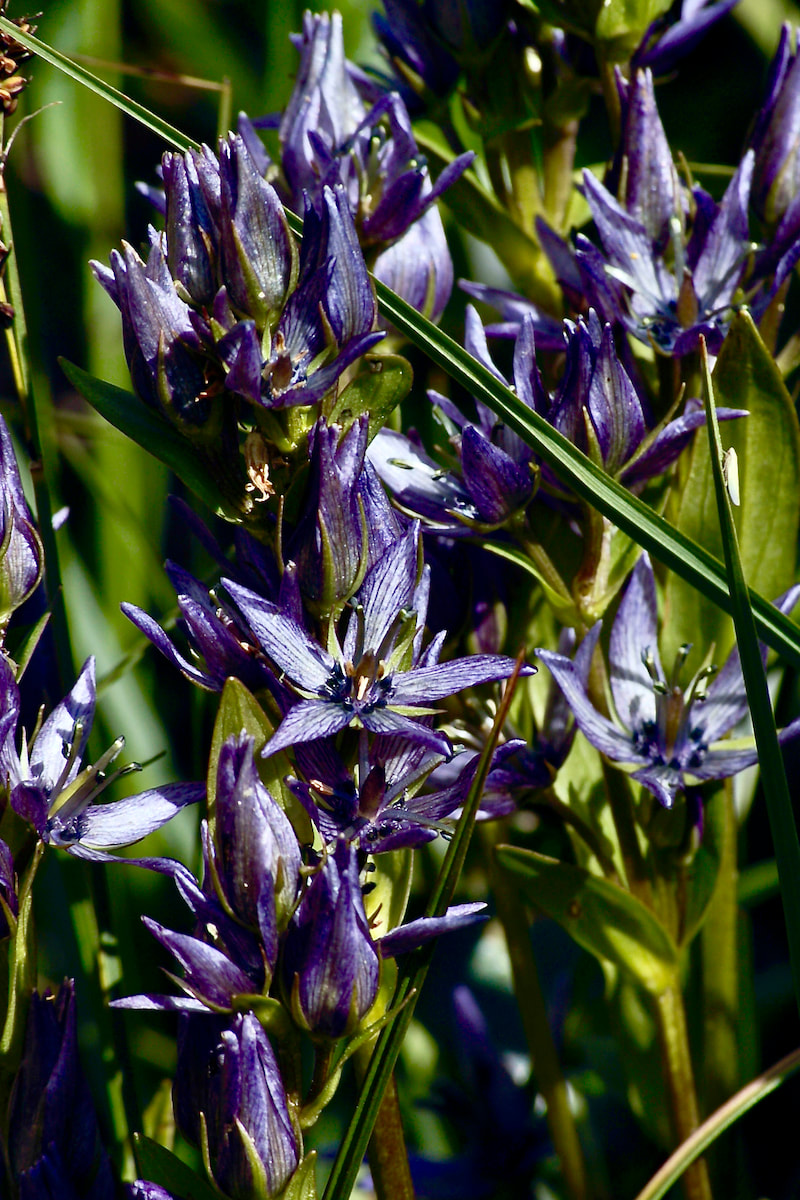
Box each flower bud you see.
[0,412,42,630]
[282,840,380,1039]
[752,25,800,230]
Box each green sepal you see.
[280,1153,318,1200]
[133,1134,220,1200]
[364,849,413,1019]
[497,845,679,994]
[594,0,673,60]
[208,677,313,845]
[662,312,800,665]
[59,358,248,522]
[326,353,413,442]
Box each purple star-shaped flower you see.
[537,553,800,809]
[0,655,203,858]
[224,524,533,758]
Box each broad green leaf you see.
[327,354,413,441]
[60,359,247,522]
[497,846,679,994]
[133,1134,219,1200]
[662,312,800,665]
[700,337,800,1020]
[208,678,313,845]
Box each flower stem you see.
[484,822,590,1200]
[353,1047,415,1200]
[0,127,72,690]
[653,982,713,1200]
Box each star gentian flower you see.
[0,411,42,631]
[538,553,800,809]
[287,414,407,613]
[0,655,203,859]
[572,70,800,355]
[173,1011,301,1200]
[7,980,115,1199]
[224,523,533,758]
[0,834,17,939]
[289,729,486,852]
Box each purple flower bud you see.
[7,981,115,1197]
[214,734,301,963]
[176,1012,301,1200]
[0,835,17,939]
[162,150,216,306]
[218,135,298,331]
[288,416,373,612]
[0,412,43,629]
[282,840,380,1039]
[752,24,800,230]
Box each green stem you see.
[354,1047,415,1200]
[653,984,713,1200]
[0,133,72,690]
[484,822,589,1200]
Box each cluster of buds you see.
[0,2,34,116]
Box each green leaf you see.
[677,788,727,947]
[699,337,800,1020]
[59,359,245,521]
[133,1134,219,1200]
[327,353,413,441]
[208,678,313,844]
[663,312,800,665]
[497,846,679,994]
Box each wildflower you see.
[174,1011,301,1199]
[224,524,533,759]
[0,655,203,858]
[633,0,739,75]
[537,553,800,809]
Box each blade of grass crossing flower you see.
[700,337,800,1020]
[0,16,198,153]
[373,279,800,669]
[322,656,526,1200]
[634,1046,800,1200]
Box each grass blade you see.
[700,337,800,1018]
[634,1046,800,1200]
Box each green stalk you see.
[484,821,589,1200]
[700,789,740,1115]
[0,126,72,690]
[353,1046,415,1200]
[653,984,712,1200]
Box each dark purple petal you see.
[263,700,353,758]
[536,646,638,763]
[390,655,534,705]
[48,782,204,850]
[609,555,661,729]
[379,902,487,956]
